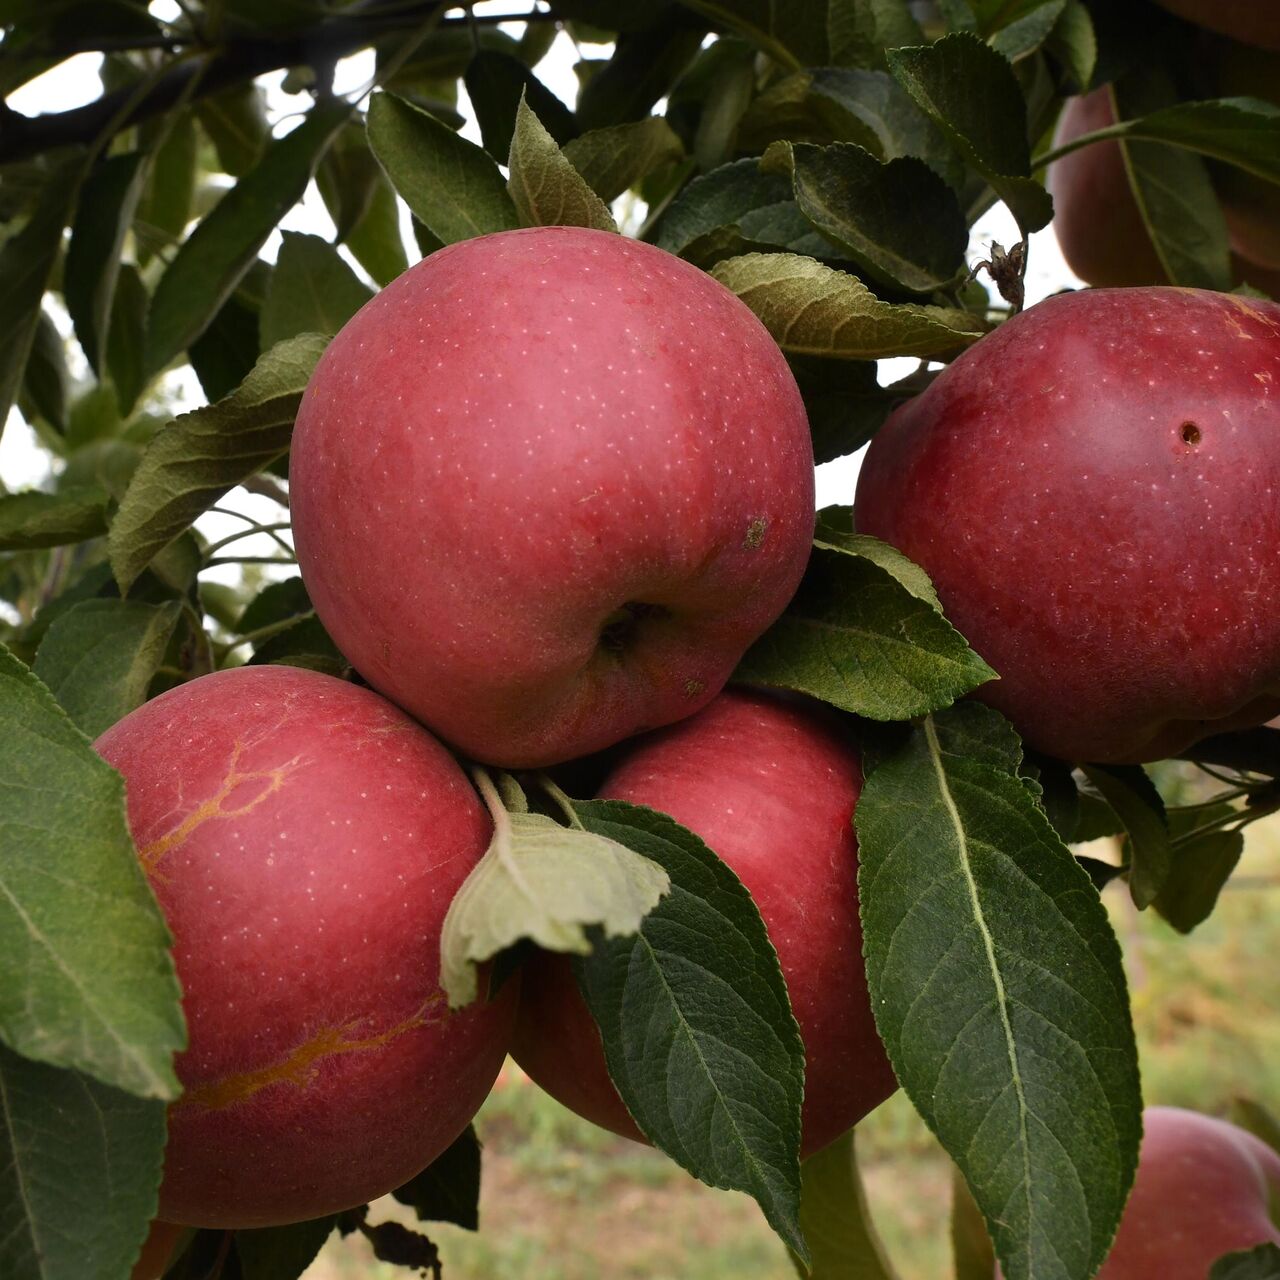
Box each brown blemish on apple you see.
[683,679,705,697]
[176,997,442,1112]
[138,743,303,877]
[743,518,768,549]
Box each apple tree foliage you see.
[2,2,1279,1279]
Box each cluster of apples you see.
[102,224,1280,1277]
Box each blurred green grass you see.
[305,817,1279,1280]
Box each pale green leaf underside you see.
[439,808,669,1007]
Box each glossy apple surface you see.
[95,666,515,1227]
[512,689,897,1157]
[291,226,815,769]
[855,287,1280,764]
[1152,0,1280,50]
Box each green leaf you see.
[248,616,343,672]
[260,232,374,350]
[856,704,1142,1280]
[20,309,69,433]
[1151,801,1243,935]
[507,94,617,232]
[764,140,967,292]
[236,576,312,633]
[466,50,578,162]
[439,778,669,1007]
[711,253,984,360]
[575,18,705,130]
[0,156,80,439]
[561,117,685,201]
[988,0,1068,62]
[1080,764,1170,909]
[392,1125,481,1231]
[32,599,182,739]
[106,263,149,417]
[737,540,993,719]
[144,101,348,377]
[1210,1244,1280,1280]
[656,160,811,265]
[344,173,410,286]
[366,91,518,246]
[1228,1098,1280,1157]
[681,0,828,70]
[315,121,381,241]
[1117,98,1280,187]
[816,511,941,607]
[575,798,808,1263]
[196,83,270,177]
[0,1045,166,1280]
[788,1129,899,1280]
[1044,1,1095,94]
[1110,74,1232,291]
[64,151,148,373]
[235,1217,335,1280]
[827,0,925,69]
[110,332,326,592]
[0,487,108,551]
[189,290,262,404]
[134,111,197,261]
[0,643,185,1098]
[887,34,1053,234]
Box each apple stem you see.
[537,774,584,830]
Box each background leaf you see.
[0,488,108,552]
[143,101,348,377]
[367,92,518,245]
[259,232,374,349]
[0,645,184,1098]
[856,704,1141,1280]
[109,332,326,592]
[32,599,182,739]
[576,799,808,1263]
[392,1125,482,1231]
[0,1044,166,1280]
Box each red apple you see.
[1152,0,1280,51]
[95,665,515,1228]
[854,286,1280,764]
[512,689,897,1157]
[290,226,815,769]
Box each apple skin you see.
[1098,1108,1280,1279]
[1049,88,1280,294]
[854,287,1280,765]
[1152,0,1280,51]
[512,689,897,1157]
[290,225,815,770]
[94,665,516,1228]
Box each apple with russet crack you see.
[513,688,897,1157]
[290,225,815,769]
[95,665,515,1228]
[854,286,1280,764]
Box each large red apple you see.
[95,666,515,1228]
[512,689,897,1157]
[290,226,815,769]
[854,287,1280,764]
[1152,0,1280,51]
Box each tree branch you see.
[0,0,455,164]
